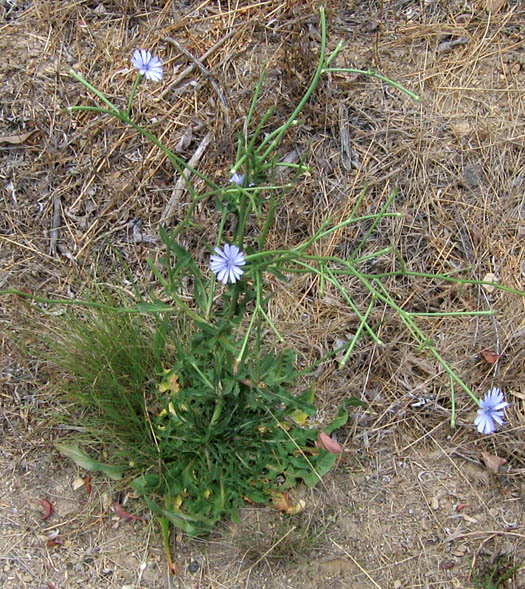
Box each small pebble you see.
[188,560,200,573]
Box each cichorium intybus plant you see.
[3,6,523,570]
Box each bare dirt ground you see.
[1,1,524,588]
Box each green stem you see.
[353,247,395,263]
[371,280,481,406]
[322,67,421,101]
[209,383,224,427]
[236,305,259,366]
[289,263,382,346]
[410,311,496,317]
[255,6,328,162]
[69,106,116,115]
[158,516,175,573]
[69,72,221,194]
[259,306,284,342]
[349,189,398,259]
[122,116,219,191]
[258,196,279,251]
[205,210,229,319]
[4,289,144,313]
[341,297,375,366]
[234,187,251,245]
[361,270,525,296]
[127,74,142,116]
[69,68,120,112]
[4,288,213,331]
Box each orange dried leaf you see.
[46,537,64,548]
[84,474,92,495]
[40,498,53,520]
[113,502,146,522]
[270,491,306,514]
[480,451,507,474]
[316,431,343,454]
[480,349,501,364]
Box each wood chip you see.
[437,37,469,54]
[72,476,85,491]
[485,0,507,13]
[0,129,37,144]
[482,272,498,293]
[175,126,193,153]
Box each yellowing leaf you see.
[289,409,309,425]
[159,370,180,395]
[270,491,306,514]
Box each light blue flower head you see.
[230,172,245,186]
[131,49,163,82]
[210,244,246,284]
[474,387,509,435]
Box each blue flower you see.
[474,387,509,435]
[210,244,246,284]
[230,172,245,186]
[131,49,163,82]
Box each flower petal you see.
[475,412,494,434]
[230,172,245,186]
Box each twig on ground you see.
[49,194,61,256]
[162,35,230,127]
[158,29,236,100]
[161,131,213,224]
